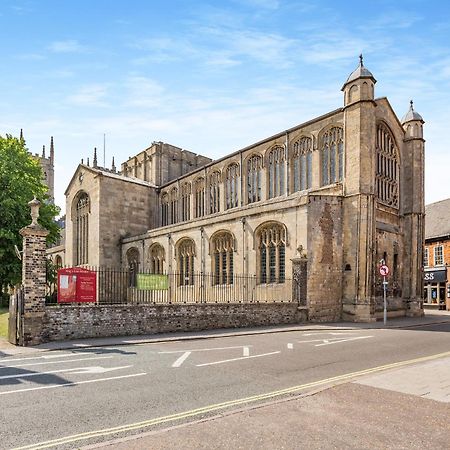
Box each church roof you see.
[425,198,450,240]
[401,101,424,124]
[343,55,376,87]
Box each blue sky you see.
[1,0,450,212]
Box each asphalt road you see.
[1,323,450,450]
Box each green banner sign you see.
[136,274,169,290]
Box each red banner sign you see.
[57,268,97,303]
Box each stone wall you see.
[42,303,307,343]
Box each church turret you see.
[342,54,376,106]
[402,100,424,139]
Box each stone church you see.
[48,58,425,322]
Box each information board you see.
[58,268,97,303]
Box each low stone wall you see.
[42,303,307,343]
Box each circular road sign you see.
[379,265,390,276]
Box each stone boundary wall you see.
[42,303,308,343]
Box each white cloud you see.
[48,40,85,53]
[67,84,110,107]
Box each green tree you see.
[0,134,60,293]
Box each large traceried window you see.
[170,187,178,224]
[376,124,399,208]
[149,244,165,274]
[292,137,313,192]
[161,193,169,226]
[181,182,191,222]
[75,192,90,265]
[194,177,205,218]
[247,154,262,204]
[268,146,285,198]
[177,239,195,286]
[211,232,234,285]
[209,171,221,214]
[321,127,343,186]
[257,222,286,284]
[225,163,240,210]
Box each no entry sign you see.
[379,264,390,277]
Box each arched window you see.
[257,222,286,284]
[126,247,140,287]
[75,192,89,265]
[194,177,205,218]
[225,163,240,209]
[247,154,262,204]
[321,127,343,186]
[161,193,169,226]
[268,146,285,198]
[209,171,221,214]
[211,232,234,285]
[292,137,312,192]
[149,244,165,274]
[177,239,195,286]
[55,255,63,269]
[170,187,178,224]
[181,182,191,222]
[376,123,399,208]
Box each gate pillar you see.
[292,249,308,309]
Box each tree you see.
[0,134,60,293]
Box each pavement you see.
[1,309,450,358]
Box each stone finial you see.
[93,147,98,168]
[50,136,54,163]
[87,157,90,167]
[20,129,24,141]
[42,145,46,158]
[28,197,41,226]
[81,158,84,164]
[359,53,363,66]
[111,156,116,173]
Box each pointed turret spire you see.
[93,147,98,168]
[42,145,46,158]
[401,99,424,124]
[50,136,54,163]
[111,156,116,173]
[81,158,84,165]
[20,129,24,142]
[87,157,90,167]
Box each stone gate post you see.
[292,250,308,308]
[19,198,49,345]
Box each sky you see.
[1,0,450,213]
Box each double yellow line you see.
[14,350,450,450]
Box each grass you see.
[0,307,8,339]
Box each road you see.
[1,322,449,449]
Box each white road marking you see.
[0,365,130,380]
[302,331,358,336]
[72,343,90,347]
[70,365,132,374]
[0,353,77,363]
[158,345,251,354]
[0,373,147,396]
[315,336,373,347]
[196,351,281,367]
[243,346,250,357]
[287,343,294,350]
[172,352,191,368]
[0,356,113,369]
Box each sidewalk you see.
[1,309,449,358]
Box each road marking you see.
[0,365,129,380]
[0,353,76,363]
[158,345,251,354]
[196,351,280,367]
[0,356,113,369]
[0,372,146,396]
[243,346,250,357]
[287,343,293,350]
[302,331,358,336]
[172,352,191,368]
[315,336,373,346]
[12,350,450,450]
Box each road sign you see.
[379,265,390,277]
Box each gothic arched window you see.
[268,146,285,198]
[149,244,165,274]
[126,247,140,287]
[376,124,399,208]
[161,193,169,226]
[181,182,191,222]
[225,163,240,210]
[211,232,234,285]
[194,177,205,218]
[75,192,90,265]
[177,238,195,286]
[209,171,221,214]
[257,222,286,284]
[321,127,343,186]
[292,137,312,192]
[247,154,262,204]
[170,187,178,224]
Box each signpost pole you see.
[383,275,387,326]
